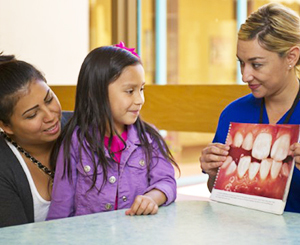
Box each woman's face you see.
[1,80,62,148]
[237,38,290,99]
[108,64,145,134]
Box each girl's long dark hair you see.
[51,46,179,191]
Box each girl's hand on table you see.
[125,195,158,216]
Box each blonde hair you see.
[238,3,300,65]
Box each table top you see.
[0,200,299,245]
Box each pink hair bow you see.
[115,41,140,58]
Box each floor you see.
[177,183,210,201]
[174,152,211,202]
[162,132,213,202]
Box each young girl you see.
[47,43,179,219]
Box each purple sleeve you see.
[46,142,77,220]
[143,143,177,206]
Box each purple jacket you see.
[47,125,177,219]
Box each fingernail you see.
[222,151,228,156]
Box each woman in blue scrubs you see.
[200,3,300,212]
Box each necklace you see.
[0,131,54,179]
[259,81,300,124]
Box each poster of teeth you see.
[210,122,300,214]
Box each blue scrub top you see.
[213,93,300,213]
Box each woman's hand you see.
[200,143,230,175]
[200,143,229,191]
[290,143,300,170]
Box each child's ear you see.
[287,46,300,67]
[0,121,14,135]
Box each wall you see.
[0,0,89,85]
[178,0,236,84]
[90,0,112,50]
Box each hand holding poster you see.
[210,122,300,214]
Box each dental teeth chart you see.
[210,122,300,214]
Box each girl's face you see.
[0,80,62,148]
[108,64,145,134]
[237,38,290,99]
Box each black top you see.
[0,111,72,228]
